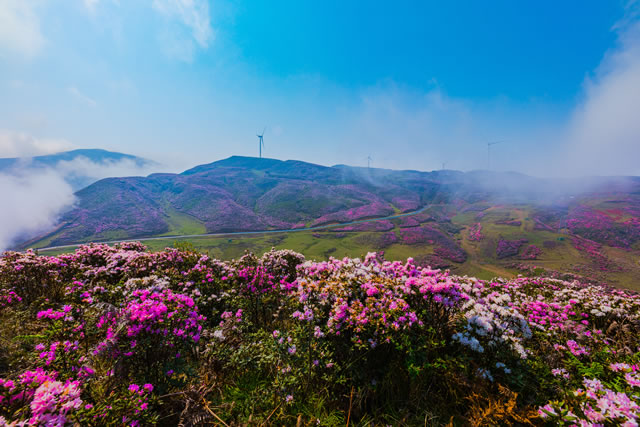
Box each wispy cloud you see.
[152,0,214,61]
[68,86,98,108]
[82,0,101,14]
[0,129,75,158]
[562,2,640,176]
[0,0,46,58]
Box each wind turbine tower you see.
[257,127,265,158]
[367,155,372,169]
[487,141,503,170]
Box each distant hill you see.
[0,149,156,190]
[18,156,640,289]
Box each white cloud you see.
[0,130,75,158]
[55,156,160,182]
[82,0,100,12]
[0,169,75,251]
[0,0,46,58]
[152,0,214,61]
[562,6,640,176]
[68,86,98,107]
[152,0,213,47]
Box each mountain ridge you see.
[0,149,157,191]
[0,149,152,170]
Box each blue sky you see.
[1,0,639,175]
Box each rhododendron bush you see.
[1,244,639,425]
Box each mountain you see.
[19,156,640,288]
[0,149,148,169]
[27,156,432,243]
[0,149,156,190]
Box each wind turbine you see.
[487,140,504,170]
[442,161,447,170]
[367,155,372,169]
[257,127,265,158]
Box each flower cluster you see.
[331,220,394,232]
[294,253,469,348]
[453,287,531,359]
[0,289,21,309]
[496,238,528,259]
[29,378,83,425]
[311,202,395,227]
[1,243,639,425]
[540,368,640,425]
[519,244,541,260]
[467,223,484,241]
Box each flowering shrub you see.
[434,246,467,263]
[1,243,639,425]
[29,378,83,425]
[519,244,541,260]
[540,364,640,425]
[310,202,395,226]
[496,238,527,258]
[398,225,467,262]
[391,197,420,212]
[352,231,398,250]
[572,236,621,272]
[293,253,465,346]
[567,206,640,249]
[468,223,484,241]
[396,216,420,228]
[93,288,206,387]
[0,289,21,309]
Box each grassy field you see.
[33,203,640,290]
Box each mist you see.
[0,156,163,251]
[0,130,74,157]
[0,169,74,252]
[334,8,640,179]
[562,12,640,177]
[46,156,162,190]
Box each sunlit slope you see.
[37,199,640,290]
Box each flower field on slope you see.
[0,244,639,425]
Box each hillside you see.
[22,156,640,288]
[24,156,439,244]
